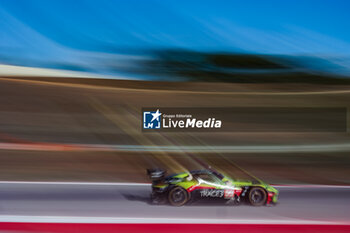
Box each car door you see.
[192,173,226,199]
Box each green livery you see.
[147,169,278,206]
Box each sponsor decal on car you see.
[200,189,224,198]
[224,189,235,199]
[199,189,239,199]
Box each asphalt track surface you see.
[0,183,349,224]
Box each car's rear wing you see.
[146,168,166,181]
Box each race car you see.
[147,168,278,206]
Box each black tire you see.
[248,187,267,206]
[168,186,189,206]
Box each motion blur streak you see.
[4,142,350,153]
[5,75,350,95]
[90,98,188,173]
[0,77,349,185]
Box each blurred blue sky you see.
[0,0,350,76]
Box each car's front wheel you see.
[248,187,267,206]
[168,186,189,206]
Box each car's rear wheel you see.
[168,187,189,206]
[248,187,267,206]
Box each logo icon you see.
[143,109,162,129]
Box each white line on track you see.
[0,215,347,225]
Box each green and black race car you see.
[147,168,278,206]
